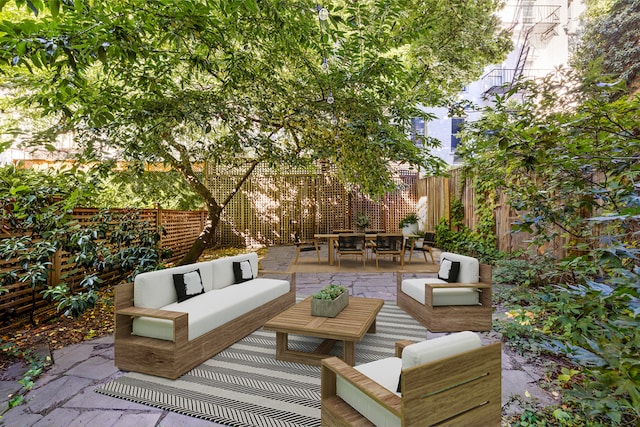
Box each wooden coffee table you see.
[263,296,384,366]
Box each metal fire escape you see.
[483,3,561,95]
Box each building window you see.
[411,117,425,148]
[451,117,464,151]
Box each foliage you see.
[43,208,167,317]
[459,68,640,426]
[312,283,347,300]
[0,166,167,319]
[573,0,640,90]
[354,213,370,230]
[398,212,418,228]
[0,0,512,262]
[493,254,558,288]
[92,169,202,211]
[0,342,51,412]
[434,217,502,264]
[503,393,585,427]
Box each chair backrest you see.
[423,232,435,245]
[338,233,365,250]
[292,232,302,244]
[375,234,403,251]
[439,252,480,283]
[400,339,502,427]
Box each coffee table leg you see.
[367,318,377,334]
[275,332,288,359]
[343,341,355,366]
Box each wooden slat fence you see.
[418,168,578,257]
[0,207,206,319]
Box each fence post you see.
[155,203,163,249]
[49,249,62,287]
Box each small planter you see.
[402,223,419,235]
[311,290,349,317]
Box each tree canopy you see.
[0,0,512,261]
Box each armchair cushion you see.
[439,252,479,283]
[336,357,403,427]
[401,331,481,370]
[401,279,479,306]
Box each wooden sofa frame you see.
[321,340,502,427]
[396,264,493,332]
[114,271,296,379]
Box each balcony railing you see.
[481,68,555,94]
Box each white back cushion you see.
[402,331,481,369]
[439,252,479,283]
[211,252,259,289]
[134,261,214,309]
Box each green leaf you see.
[48,0,59,17]
[26,0,40,16]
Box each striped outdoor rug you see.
[96,303,427,427]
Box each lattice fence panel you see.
[159,209,207,262]
[206,161,419,246]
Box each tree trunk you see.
[177,211,219,265]
[166,139,260,266]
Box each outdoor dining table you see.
[314,233,378,265]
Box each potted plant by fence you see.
[399,213,419,235]
[311,284,349,317]
[354,213,371,232]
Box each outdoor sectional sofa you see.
[114,252,295,379]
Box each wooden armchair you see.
[321,332,502,427]
[397,252,493,332]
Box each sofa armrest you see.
[321,356,401,415]
[115,306,189,346]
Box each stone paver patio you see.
[0,245,557,426]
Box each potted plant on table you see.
[354,213,371,232]
[311,284,349,317]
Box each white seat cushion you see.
[401,278,479,306]
[132,277,289,341]
[336,357,402,427]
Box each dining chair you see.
[292,232,320,264]
[336,233,366,268]
[373,233,404,269]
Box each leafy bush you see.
[459,69,640,426]
[493,254,557,287]
[434,217,503,264]
[0,166,167,319]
